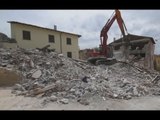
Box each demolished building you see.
[109,34,155,70]
[0,32,17,49]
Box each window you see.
[48,35,55,43]
[67,52,72,58]
[66,38,71,45]
[23,30,31,40]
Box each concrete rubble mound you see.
[0,48,160,105]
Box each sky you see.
[0,10,160,54]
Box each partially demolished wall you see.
[110,34,155,70]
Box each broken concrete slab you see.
[49,95,58,102]
[77,98,90,105]
[31,70,42,79]
[13,84,25,91]
[59,98,69,104]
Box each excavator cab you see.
[88,42,116,65]
[88,45,116,65]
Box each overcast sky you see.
[0,10,160,54]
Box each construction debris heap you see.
[0,48,160,105]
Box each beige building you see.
[7,21,81,59]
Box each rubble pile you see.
[0,48,160,105]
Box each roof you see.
[8,21,81,38]
[110,34,155,44]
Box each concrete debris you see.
[77,98,90,105]
[30,60,35,68]
[0,48,160,105]
[49,95,58,102]
[42,95,58,105]
[102,97,106,101]
[152,75,160,84]
[81,76,88,83]
[59,98,69,104]
[13,84,25,91]
[113,94,118,98]
[31,70,42,79]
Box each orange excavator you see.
[88,9,128,65]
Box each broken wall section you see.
[110,34,155,70]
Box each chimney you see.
[113,37,116,42]
[54,25,57,30]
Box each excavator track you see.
[87,57,117,65]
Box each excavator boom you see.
[88,10,128,65]
[100,9,127,56]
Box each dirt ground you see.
[1,88,160,110]
[0,68,21,87]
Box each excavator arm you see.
[87,10,128,65]
[100,9,128,56]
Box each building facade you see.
[7,21,81,59]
